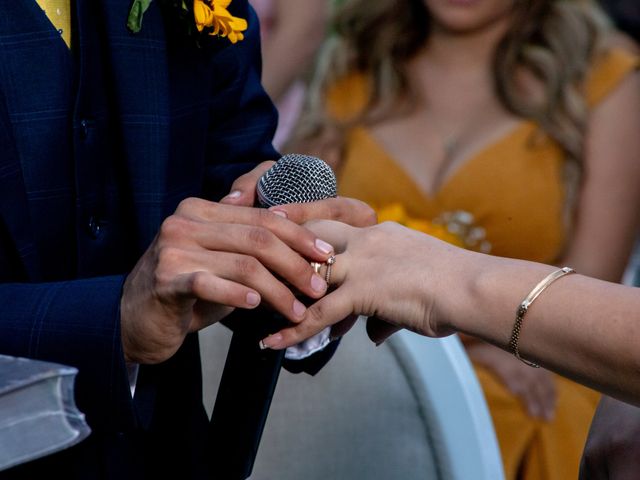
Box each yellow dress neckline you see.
[352,120,536,205]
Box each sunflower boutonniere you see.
[127,0,248,44]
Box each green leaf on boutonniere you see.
[127,0,154,33]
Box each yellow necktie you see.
[36,0,71,48]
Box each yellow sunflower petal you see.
[212,7,233,19]
[195,0,247,43]
[230,16,247,31]
[193,0,215,31]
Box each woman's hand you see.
[259,220,474,350]
[467,343,557,421]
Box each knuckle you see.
[157,246,183,269]
[176,197,203,214]
[153,268,172,290]
[247,226,274,249]
[378,221,396,230]
[327,200,342,221]
[305,303,327,327]
[159,215,189,240]
[346,198,377,225]
[153,270,174,292]
[254,208,271,225]
[362,204,378,226]
[256,208,280,230]
[291,259,311,281]
[153,247,183,287]
[368,223,390,245]
[281,329,302,347]
[189,271,209,296]
[235,255,262,279]
[283,204,301,221]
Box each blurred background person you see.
[289,0,640,479]
[251,0,328,149]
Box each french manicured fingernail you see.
[270,209,287,218]
[293,299,307,317]
[225,190,242,199]
[311,274,327,293]
[259,333,283,350]
[246,292,260,306]
[315,239,334,254]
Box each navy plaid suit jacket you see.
[0,0,320,477]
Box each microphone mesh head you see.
[256,154,337,207]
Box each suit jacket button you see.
[79,119,89,139]
[87,216,102,238]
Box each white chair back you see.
[200,320,505,480]
[392,331,505,480]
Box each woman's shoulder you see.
[585,34,640,107]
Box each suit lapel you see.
[0,95,41,280]
[93,0,173,250]
[0,0,216,277]
[0,0,73,280]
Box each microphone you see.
[256,153,338,207]
[209,154,337,480]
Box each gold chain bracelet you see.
[508,267,576,368]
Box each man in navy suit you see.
[0,0,373,478]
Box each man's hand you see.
[580,396,640,480]
[120,198,334,365]
[220,161,274,207]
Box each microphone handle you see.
[208,309,289,479]
[210,154,336,478]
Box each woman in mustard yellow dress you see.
[289,0,640,478]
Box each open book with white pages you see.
[0,354,91,471]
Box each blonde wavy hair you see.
[294,0,611,172]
